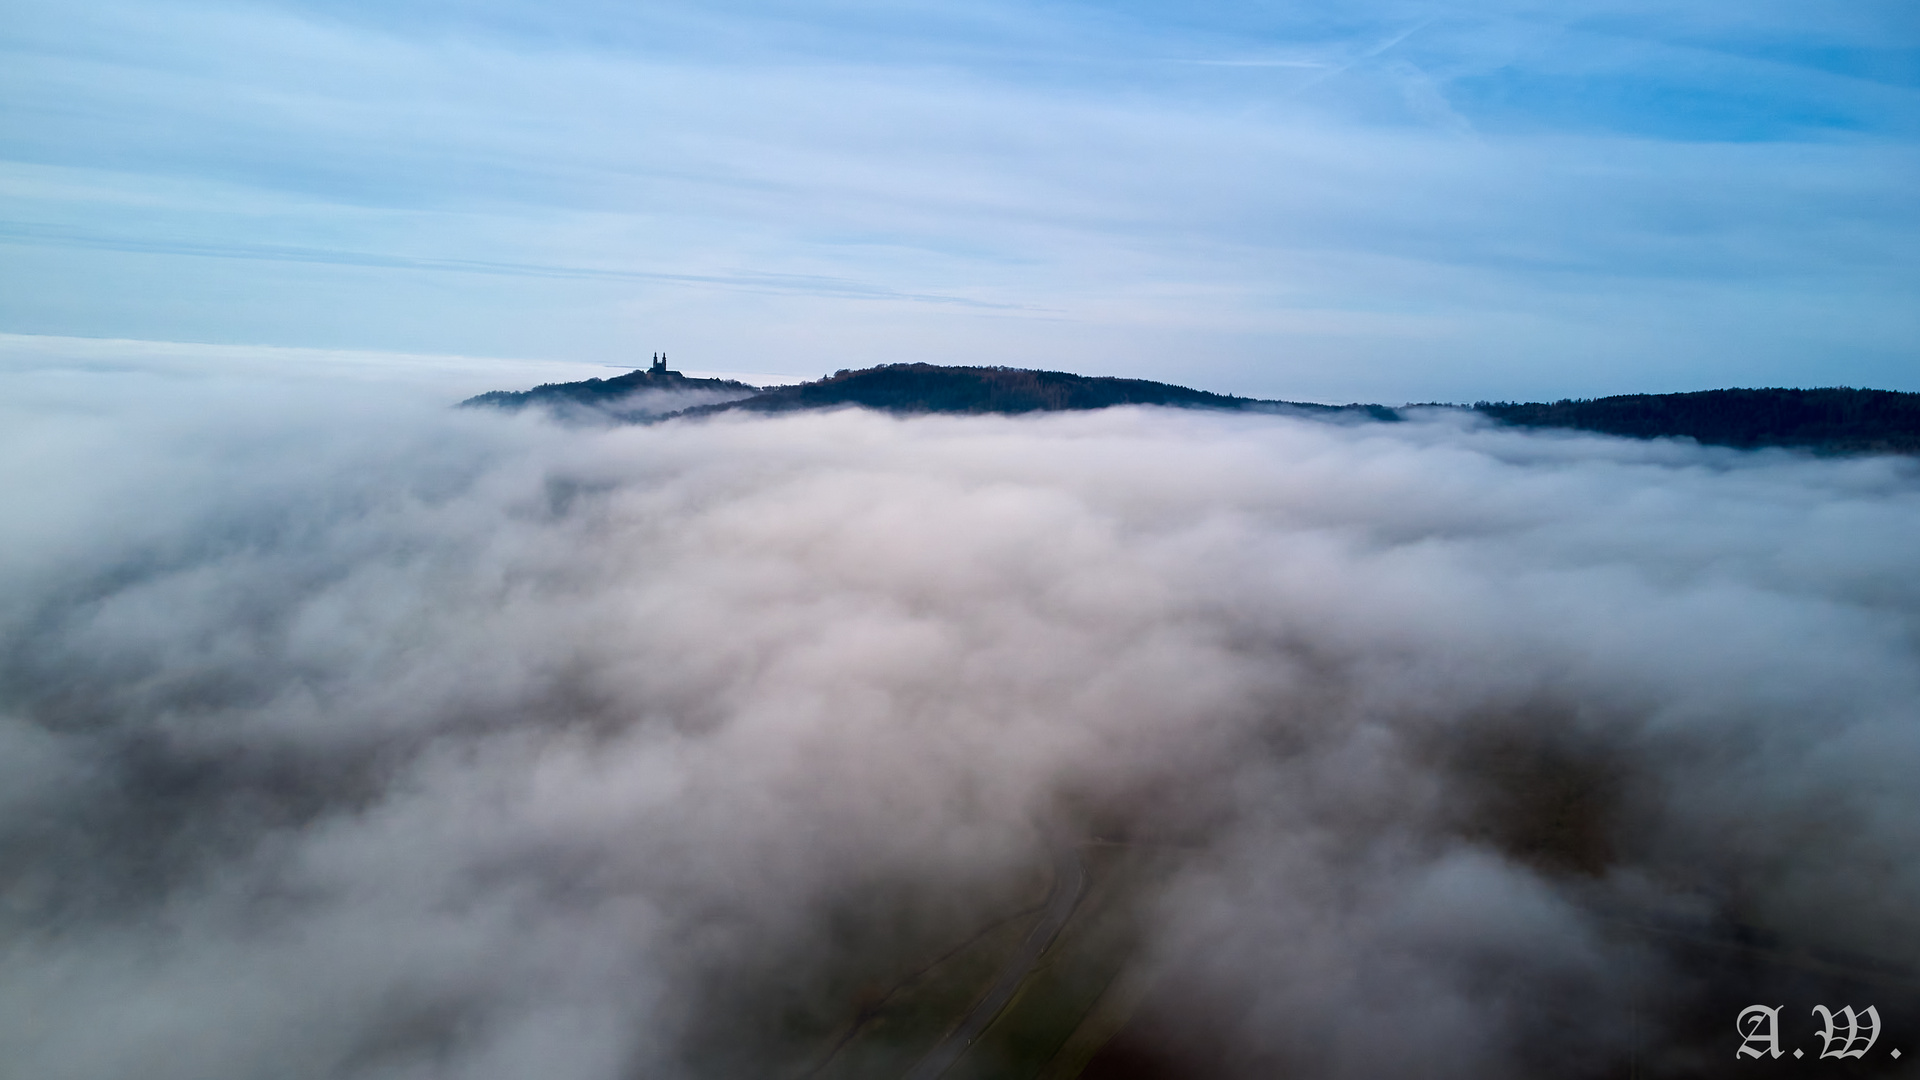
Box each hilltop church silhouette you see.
[649,352,669,374]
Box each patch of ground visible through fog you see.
[2,353,1919,1080]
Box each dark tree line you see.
[461,368,756,411]
[682,363,1261,416]
[1475,388,1920,454]
[462,364,1920,455]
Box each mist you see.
[4,353,1918,1079]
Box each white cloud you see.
[3,343,1917,1076]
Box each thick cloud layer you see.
[4,359,1919,1079]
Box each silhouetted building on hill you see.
[650,353,668,375]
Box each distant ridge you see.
[461,367,758,411]
[672,363,1377,417]
[1474,388,1920,454]
[462,364,1920,454]
[464,362,1384,421]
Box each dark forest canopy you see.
[1474,387,1920,454]
[674,363,1383,417]
[462,367,757,411]
[464,365,1920,454]
[465,363,1389,421]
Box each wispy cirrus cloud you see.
[0,222,1034,309]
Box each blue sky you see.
[2,0,1915,400]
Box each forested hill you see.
[462,365,1920,454]
[461,368,757,411]
[466,363,1386,420]
[678,363,1286,416]
[1474,388,1920,454]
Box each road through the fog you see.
[901,841,1089,1080]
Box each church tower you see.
[650,352,667,375]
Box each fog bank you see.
[4,356,1918,1079]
